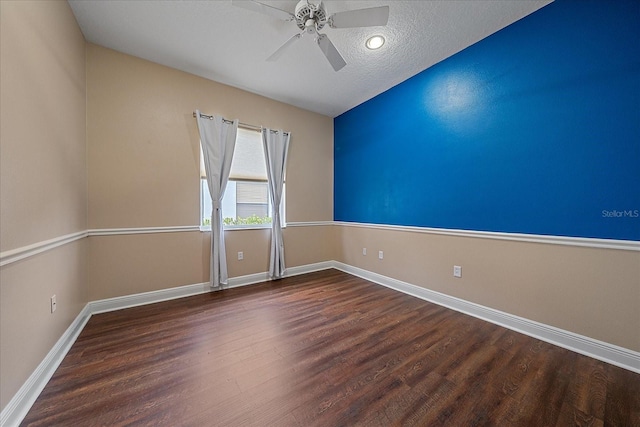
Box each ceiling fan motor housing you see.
[295,0,326,30]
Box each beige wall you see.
[0,0,87,410]
[0,1,87,250]
[86,44,334,299]
[335,225,640,352]
[87,232,206,301]
[86,44,333,229]
[0,241,87,409]
[87,226,336,301]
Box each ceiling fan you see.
[232,0,389,71]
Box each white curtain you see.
[262,128,290,279]
[195,110,238,288]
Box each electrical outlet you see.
[51,295,57,313]
[238,251,244,261]
[453,265,462,278]
[362,248,367,256]
[378,251,384,260]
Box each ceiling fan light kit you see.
[232,0,389,71]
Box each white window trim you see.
[199,223,286,232]
[198,127,286,232]
[199,179,286,232]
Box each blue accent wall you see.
[334,0,640,241]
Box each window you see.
[200,128,285,229]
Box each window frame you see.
[199,130,286,232]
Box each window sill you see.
[199,224,286,232]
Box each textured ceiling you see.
[69,0,552,117]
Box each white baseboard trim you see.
[286,260,335,276]
[0,305,92,427]
[332,261,640,374]
[226,261,334,289]
[89,282,211,315]
[226,272,270,289]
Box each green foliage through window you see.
[223,215,272,226]
[202,215,273,227]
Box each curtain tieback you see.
[213,200,221,211]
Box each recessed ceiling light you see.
[365,35,385,50]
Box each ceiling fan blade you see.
[231,0,294,22]
[316,34,347,71]
[329,6,389,28]
[267,32,303,62]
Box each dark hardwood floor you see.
[21,269,639,426]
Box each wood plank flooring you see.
[21,269,640,426]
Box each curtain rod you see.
[193,112,288,135]
[193,112,261,132]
